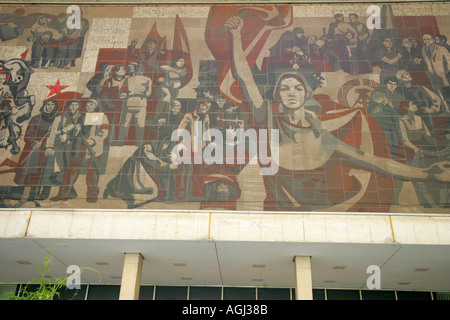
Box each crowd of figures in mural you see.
[0,5,449,211]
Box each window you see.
[397,291,432,300]
[56,285,87,300]
[257,288,291,300]
[435,292,450,300]
[189,286,222,300]
[87,285,120,300]
[313,289,326,300]
[155,286,188,300]
[0,284,18,299]
[361,290,396,300]
[223,287,256,300]
[326,289,360,300]
[139,285,155,300]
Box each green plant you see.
[1,244,101,300]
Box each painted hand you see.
[224,16,243,35]
[425,161,450,182]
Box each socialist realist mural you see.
[0,4,449,213]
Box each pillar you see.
[119,253,144,300]
[294,256,313,300]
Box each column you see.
[119,253,144,300]
[294,256,313,300]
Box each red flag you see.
[205,6,293,109]
[171,15,190,60]
[132,21,168,83]
[21,49,29,60]
[142,21,167,54]
[166,14,192,88]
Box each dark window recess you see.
[56,285,88,300]
[189,286,222,300]
[326,289,360,300]
[139,285,155,300]
[155,286,188,300]
[223,287,256,300]
[397,291,432,300]
[87,285,120,300]
[361,290,396,300]
[313,289,326,300]
[257,288,291,300]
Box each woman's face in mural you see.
[383,37,393,49]
[44,100,56,113]
[278,77,306,110]
[176,58,185,68]
[402,38,412,48]
[199,101,211,114]
[386,80,398,92]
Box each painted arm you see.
[335,140,450,182]
[382,52,402,65]
[161,65,186,75]
[44,116,61,156]
[225,16,264,111]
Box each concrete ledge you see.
[1,210,450,245]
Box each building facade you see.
[0,0,449,300]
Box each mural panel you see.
[0,4,449,213]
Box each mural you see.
[0,4,449,213]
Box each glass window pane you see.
[56,285,87,300]
[155,286,188,300]
[361,290,396,300]
[326,289,360,300]
[189,286,222,300]
[139,285,155,300]
[313,289,326,300]
[435,292,450,300]
[87,285,120,300]
[397,291,432,300]
[0,284,18,299]
[257,288,291,300]
[223,287,256,300]
[15,284,86,300]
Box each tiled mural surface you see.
[0,4,449,213]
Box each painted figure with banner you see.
[8,99,59,207]
[45,99,84,201]
[224,14,450,212]
[117,61,152,146]
[82,99,109,202]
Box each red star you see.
[46,79,68,97]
